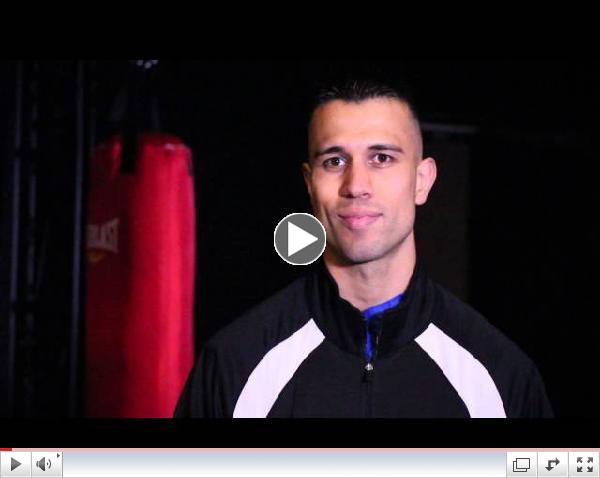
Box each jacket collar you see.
[305,258,435,359]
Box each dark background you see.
[1,60,598,418]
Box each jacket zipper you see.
[363,323,382,417]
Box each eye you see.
[322,157,347,170]
[370,153,395,167]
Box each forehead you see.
[309,98,419,153]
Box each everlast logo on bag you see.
[87,218,119,263]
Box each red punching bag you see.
[85,132,195,417]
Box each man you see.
[175,79,553,417]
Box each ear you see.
[415,157,437,206]
[302,161,313,198]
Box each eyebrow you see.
[368,144,405,154]
[313,144,404,159]
[313,146,346,159]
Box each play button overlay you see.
[288,222,318,256]
[274,213,326,265]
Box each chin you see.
[334,244,389,266]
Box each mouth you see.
[337,212,382,230]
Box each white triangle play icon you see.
[288,221,318,257]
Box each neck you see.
[324,232,416,311]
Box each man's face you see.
[304,97,436,266]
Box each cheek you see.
[310,178,339,210]
[377,174,415,209]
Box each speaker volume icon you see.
[36,457,52,471]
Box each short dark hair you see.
[310,78,420,124]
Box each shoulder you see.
[203,275,314,365]
[175,276,315,417]
[423,281,552,417]
[429,282,534,370]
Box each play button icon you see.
[274,213,326,265]
[1,452,31,476]
[287,221,318,256]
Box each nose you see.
[339,161,372,199]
